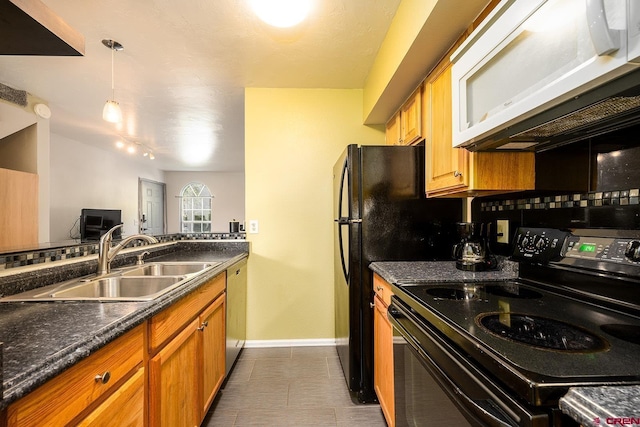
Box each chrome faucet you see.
[97,224,159,276]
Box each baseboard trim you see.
[244,338,336,348]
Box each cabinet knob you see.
[94,371,111,384]
[454,170,462,178]
[376,286,383,291]
[369,302,375,309]
[197,321,209,331]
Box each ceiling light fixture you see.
[248,0,314,28]
[114,137,155,160]
[102,39,124,123]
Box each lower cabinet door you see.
[77,368,144,427]
[374,295,395,427]
[200,293,226,414]
[149,318,200,427]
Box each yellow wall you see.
[245,88,384,341]
[363,0,437,121]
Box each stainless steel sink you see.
[120,262,213,277]
[36,276,185,299]
[0,261,220,302]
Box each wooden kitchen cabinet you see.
[6,325,143,426]
[0,168,38,252]
[385,111,401,145]
[386,88,423,146]
[373,273,394,427]
[425,62,535,197]
[77,367,145,427]
[149,318,201,427]
[148,272,226,426]
[200,293,226,414]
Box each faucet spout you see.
[97,224,159,276]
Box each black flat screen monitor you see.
[80,209,122,242]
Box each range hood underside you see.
[0,0,84,56]
[465,68,640,153]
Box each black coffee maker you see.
[452,222,495,271]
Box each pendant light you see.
[102,39,124,123]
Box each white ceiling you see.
[0,0,401,172]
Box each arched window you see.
[180,182,213,233]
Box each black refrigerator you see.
[333,144,461,403]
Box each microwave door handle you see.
[586,0,621,55]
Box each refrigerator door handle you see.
[333,218,361,224]
[336,157,351,284]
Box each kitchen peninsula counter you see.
[369,259,519,285]
[0,241,248,410]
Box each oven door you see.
[389,297,550,427]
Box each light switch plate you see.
[496,220,509,244]
[249,220,259,234]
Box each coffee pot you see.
[452,222,493,271]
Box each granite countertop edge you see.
[0,250,248,409]
[559,385,640,425]
[369,259,519,285]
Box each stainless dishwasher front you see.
[225,258,247,376]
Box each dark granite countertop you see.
[559,386,640,425]
[0,242,248,410]
[369,259,518,285]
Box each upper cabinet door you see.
[400,88,422,145]
[451,0,635,148]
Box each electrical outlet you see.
[249,220,259,234]
[496,220,509,244]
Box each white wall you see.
[164,171,245,233]
[49,134,165,242]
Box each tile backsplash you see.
[480,188,639,212]
[0,232,246,271]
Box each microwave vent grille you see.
[515,96,640,138]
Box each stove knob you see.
[534,236,547,251]
[625,240,640,262]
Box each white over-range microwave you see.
[451,0,640,151]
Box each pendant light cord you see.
[111,44,115,100]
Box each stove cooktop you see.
[394,280,640,405]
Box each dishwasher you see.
[225,259,247,376]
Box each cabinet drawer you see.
[373,273,393,306]
[149,272,226,354]
[7,325,143,427]
[77,367,144,427]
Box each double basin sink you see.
[1,262,218,302]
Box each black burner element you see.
[477,313,609,352]
[484,285,543,299]
[426,288,479,301]
[601,324,640,345]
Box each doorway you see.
[139,178,166,235]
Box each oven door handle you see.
[389,305,522,427]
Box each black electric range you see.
[390,228,640,426]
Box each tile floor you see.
[202,346,387,426]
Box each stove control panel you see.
[565,236,640,264]
[512,228,570,263]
